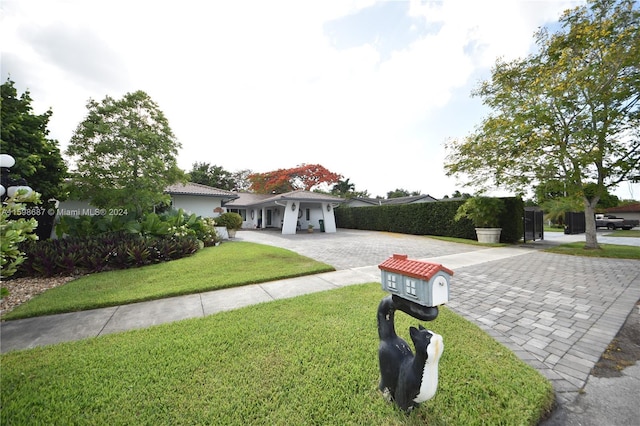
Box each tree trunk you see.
[583,197,600,249]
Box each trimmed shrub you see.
[215,212,243,230]
[16,232,200,278]
[335,197,523,243]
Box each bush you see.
[1,190,41,278]
[17,232,200,277]
[215,212,243,230]
[188,217,220,247]
[56,209,220,247]
[335,197,523,243]
[454,197,505,228]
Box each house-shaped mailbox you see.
[378,254,453,307]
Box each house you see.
[378,254,453,307]
[52,183,344,236]
[165,182,238,218]
[51,182,239,238]
[342,194,439,208]
[224,190,345,235]
[604,203,640,223]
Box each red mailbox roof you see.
[378,254,454,280]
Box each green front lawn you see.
[544,242,640,259]
[3,242,334,320]
[1,283,554,425]
[604,229,640,237]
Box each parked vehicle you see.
[594,214,640,230]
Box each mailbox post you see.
[376,254,452,413]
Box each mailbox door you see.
[431,275,448,305]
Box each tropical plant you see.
[540,196,584,225]
[18,233,200,277]
[331,178,356,197]
[1,189,41,278]
[454,197,505,228]
[125,213,171,236]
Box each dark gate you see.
[564,211,586,234]
[524,207,544,242]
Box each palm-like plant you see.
[540,197,583,226]
[331,178,355,197]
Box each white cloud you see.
[6,0,634,200]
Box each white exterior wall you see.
[298,203,337,233]
[228,201,340,234]
[322,203,337,232]
[617,212,640,223]
[55,199,98,217]
[171,195,221,218]
[282,201,299,235]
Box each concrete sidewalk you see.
[0,246,531,353]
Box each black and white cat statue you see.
[377,295,444,413]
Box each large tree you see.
[188,162,235,190]
[66,91,184,215]
[248,164,341,194]
[445,0,640,248]
[331,178,370,199]
[230,169,253,192]
[0,78,67,202]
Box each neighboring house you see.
[165,182,238,218]
[224,190,345,235]
[604,203,640,223]
[342,194,439,208]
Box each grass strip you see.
[543,242,640,259]
[1,283,553,425]
[3,242,333,320]
[604,229,640,238]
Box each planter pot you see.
[307,228,314,233]
[475,228,502,244]
[214,226,229,240]
[228,229,237,238]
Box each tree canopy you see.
[248,164,341,194]
[66,91,184,215]
[188,162,235,190]
[0,78,67,202]
[330,178,369,198]
[386,188,421,199]
[445,0,640,248]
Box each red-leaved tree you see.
[249,164,342,194]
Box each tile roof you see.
[605,203,640,213]
[345,194,439,206]
[378,254,454,281]
[165,182,238,198]
[381,195,439,205]
[225,190,344,207]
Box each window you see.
[406,279,417,297]
[387,275,397,291]
[228,208,247,221]
[306,208,310,220]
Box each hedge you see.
[335,197,524,243]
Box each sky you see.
[2,0,638,200]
